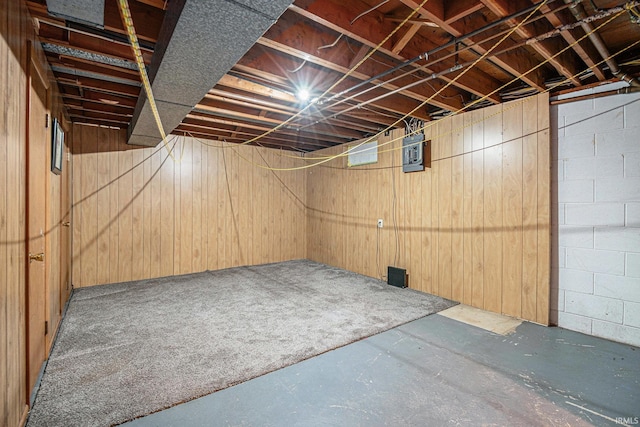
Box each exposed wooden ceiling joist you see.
[27,0,640,151]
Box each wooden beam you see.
[63,91,138,107]
[258,13,468,110]
[480,0,581,86]
[192,104,365,139]
[445,0,485,24]
[184,114,348,145]
[396,0,547,90]
[391,20,422,54]
[537,1,606,81]
[55,72,141,97]
[176,122,335,150]
[289,0,503,103]
[257,35,462,112]
[232,60,432,121]
[218,74,296,103]
[205,89,398,128]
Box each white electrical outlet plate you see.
[377,219,383,228]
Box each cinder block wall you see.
[551,86,640,347]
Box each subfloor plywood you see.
[438,304,523,335]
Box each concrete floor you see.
[124,312,639,426]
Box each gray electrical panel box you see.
[402,133,425,172]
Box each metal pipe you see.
[318,53,426,105]
[319,0,565,106]
[427,0,562,58]
[564,0,640,87]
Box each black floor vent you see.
[387,266,407,288]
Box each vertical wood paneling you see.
[2,1,71,422]
[537,92,551,325]
[142,142,152,280]
[438,118,453,299]
[71,129,307,288]
[451,114,464,303]
[307,94,550,324]
[179,138,192,275]
[160,142,174,278]
[483,105,503,314]
[462,112,474,305]
[4,0,24,420]
[107,129,120,284]
[0,3,9,420]
[96,127,111,285]
[502,102,524,318]
[130,149,144,281]
[192,141,203,272]
[421,127,432,294]
[81,126,98,287]
[207,145,219,271]
[471,109,485,309]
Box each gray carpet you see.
[27,259,456,426]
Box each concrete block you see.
[565,203,624,226]
[624,301,640,328]
[624,95,640,129]
[557,134,595,159]
[596,129,640,156]
[559,225,594,249]
[592,319,640,347]
[596,155,623,178]
[564,157,595,180]
[565,291,623,323]
[558,268,594,293]
[595,227,640,253]
[594,93,635,113]
[557,311,592,334]
[627,253,640,278]
[627,203,640,226]
[595,177,640,202]
[565,107,624,137]
[558,180,594,203]
[566,248,625,275]
[595,274,640,303]
[625,152,640,177]
[557,98,593,118]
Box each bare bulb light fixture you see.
[296,88,311,102]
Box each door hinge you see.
[44,321,48,335]
[45,113,50,129]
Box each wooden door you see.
[26,57,49,399]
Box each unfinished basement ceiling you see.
[28,0,640,152]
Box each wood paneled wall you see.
[70,127,307,287]
[307,94,550,324]
[46,115,72,347]
[1,1,72,425]
[1,1,29,424]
